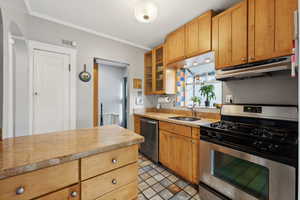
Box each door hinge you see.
[68,64,71,72]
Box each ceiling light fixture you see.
[134,0,158,23]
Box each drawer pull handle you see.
[112,159,118,164]
[70,191,78,198]
[16,186,25,195]
[112,179,117,184]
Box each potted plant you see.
[200,85,216,107]
[191,96,201,107]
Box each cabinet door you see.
[218,12,232,68]
[165,27,185,64]
[274,0,297,56]
[185,11,212,58]
[169,134,192,181]
[159,130,170,167]
[231,0,248,65]
[185,19,199,57]
[191,139,200,184]
[212,17,219,68]
[144,51,153,95]
[248,0,275,62]
[134,115,141,134]
[198,11,213,55]
[153,45,165,94]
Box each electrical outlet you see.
[226,95,233,104]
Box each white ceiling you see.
[25,0,240,50]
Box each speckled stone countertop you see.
[134,112,219,127]
[0,125,144,180]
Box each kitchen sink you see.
[168,116,201,122]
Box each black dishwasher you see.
[140,118,159,163]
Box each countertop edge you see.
[134,112,217,127]
[0,137,144,180]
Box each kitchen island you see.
[0,125,144,200]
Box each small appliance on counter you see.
[199,104,298,200]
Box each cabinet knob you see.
[241,57,247,61]
[70,191,78,198]
[112,179,117,184]
[16,186,25,195]
[249,57,255,60]
[112,158,117,164]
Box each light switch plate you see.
[225,95,233,104]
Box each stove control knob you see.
[268,144,279,152]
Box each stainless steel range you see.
[199,104,298,200]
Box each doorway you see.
[93,58,129,128]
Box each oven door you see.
[199,140,296,200]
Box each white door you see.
[33,50,70,134]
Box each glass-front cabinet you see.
[144,44,176,95]
[153,45,164,94]
[144,51,153,95]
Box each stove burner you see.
[210,121,291,140]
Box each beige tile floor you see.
[138,154,202,200]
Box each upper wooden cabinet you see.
[144,45,176,95]
[165,26,186,64]
[248,0,297,62]
[144,51,153,95]
[153,45,165,94]
[213,0,248,69]
[185,11,213,58]
[166,11,213,65]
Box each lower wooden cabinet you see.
[134,115,141,134]
[35,184,80,200]
[0,161,79,200]
[81,163,138,200]
[95,181,138,200]
[159,129,200,184]
[169,134,193,182]
[159,130,171,167]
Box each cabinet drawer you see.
[0,161,79,200]
[35,184,80,200]
[81,163,138,200]
[160,121,192,137]
[192,127,200,139]
[95,181,137,200]
[81,145,138,180]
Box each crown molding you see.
[23,0,151,50]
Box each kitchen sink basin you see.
[168,116,201,122]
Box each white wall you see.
[0,3,149,137]
[222,71,298,105]
[13,39,29,136]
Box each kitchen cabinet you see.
[213,0,248,69]
[144,45,176,95]
[153,45,165,94]
[248,0,297,62]
[159,122,199,184]
[159,130,171,167]
[185,11,213,58]
[144,51,153,95]
[169,134,192,182]
[0,126,142,200]
[134,115,141,134]
[165,26,186,65]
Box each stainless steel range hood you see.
[216,56,292,81]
